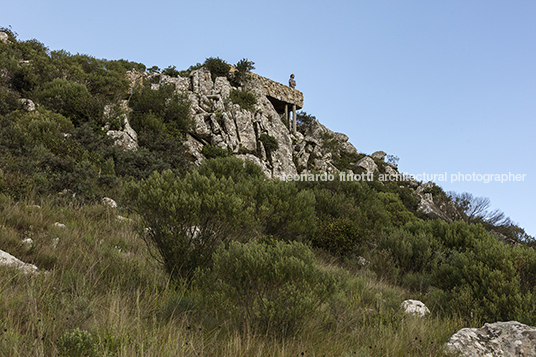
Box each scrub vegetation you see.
[1,28,535,356]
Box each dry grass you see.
[0,196,464,356]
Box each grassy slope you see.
[0,196,463,356]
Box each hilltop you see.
[1,28,536,356]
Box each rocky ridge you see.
[112,67,453,218]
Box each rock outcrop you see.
[445,321,536,357]
[115,67,464,223]
[104,101,138,151]
[122,68,350,179]
[0,249,39,274]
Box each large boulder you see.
[355,156,378,175]
[445,321,536,357]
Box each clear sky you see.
[3,0,535,236]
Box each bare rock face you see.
[415,182,453,222]
[104,101,138,151]
[445,321,536,357]
[400,300,430,317]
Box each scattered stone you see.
[445,321,536,357]
[357,256,370,267]
[400,300,430,317]
[19,98,36,111]
[21,238,34,247]
[102,197,117,209]
[116,215,133,223]
[0,249,39,274]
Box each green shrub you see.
[197,156,265,183]
[201,144,231,159]
[259,133,278,152]
[255,180,316,241]
[57,328,98,357]
[124,170,257,282]
[36,78,103,126]
[296,111,316,126]
[203,57,230,79]
[129,83,192,140]
[0,88,21,115]
[229,58,255,87]
[230,89,256,111]
[198,240,341,337]
[313,217,361,256]
[161,65,181,77]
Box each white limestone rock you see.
[0,32,10,44]
[19,98,36,111]
[104,104,138,151]
[0,249,39,274]
[102,197,117,209]
[445,321,536,357]
[400,299,430,317]
[190,68,213,95]
[371,150,387,160]
[355,156,378,175]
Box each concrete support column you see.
[285,104,289,129]
[292,104,297,134]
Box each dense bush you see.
[129,83,192,140]
[259,133,278,152]
[229,58,255,87]
[161,65,181,77]
[230,89,256,111]
[38,78,104,125]
[57,328,98,357]
[296,111,316,127]
[198,240,341,337]
[124,169,257,282]
[375,219,536,324]
[203,57,230,79]
[201,144,231,159]
[197,155,265,183]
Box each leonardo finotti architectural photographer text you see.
[282,172,527,184]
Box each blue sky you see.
[3,0,535,236]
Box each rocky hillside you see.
[3,29,536,356]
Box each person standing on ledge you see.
[289,74,296,88]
